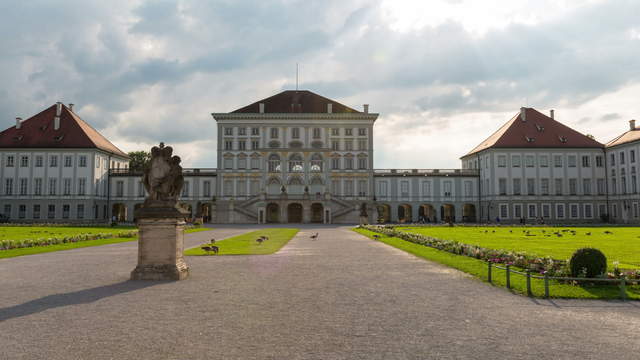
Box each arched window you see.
[288,176,304,185]
[289,153,304,172]
[310,153,323,172]
[267,176,281,185]
[268,140,281,149]
[268,154,281,172]
[310,176,324,185]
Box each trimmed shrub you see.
[569,248,607,278]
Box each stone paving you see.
[0,225,639,360]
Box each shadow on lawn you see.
[0,280,161,322]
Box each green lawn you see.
[398,226,640,270]
[0,227,212,259]
[354,228,640,300]
[185,228,299,256]
[0,225,136,241]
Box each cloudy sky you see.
[1,0,639,168]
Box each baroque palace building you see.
[0,91,639,224]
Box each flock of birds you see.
[479,228,616,238]
[200,232,320,255]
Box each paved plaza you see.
[1,225,639,359]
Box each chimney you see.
[327,103,333,113]
[550,109,555,119]
[15,117,22,129]
[520,107,527,122]
[630,119,636,131]
[363,104,369,114]
[259,103,265,113]
[55,102,62,116]
[68,103,74,112]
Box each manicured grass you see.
[0,225,136,241]
[0,227,212,259]
[185,228,299,256]
[354,228,640,300]
[399,226,640,269]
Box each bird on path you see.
[310,232,319,240]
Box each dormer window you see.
[525,136,535,143]
[535,124,544,132]
[558,136,567,143]
[53,135,65,142]
[12,135,23,141]
[40,125,48,131]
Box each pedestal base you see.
[131,261,189,281]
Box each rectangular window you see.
[36,155,43,167]
[20,156,28,167]
[514,204,522,218]
[332,158,340,170]
[611,178,617,194]
[77,204,84,219]
[554,155,562,167]
[497,155,506,167]
[18,204,25,219]
[541,178,549,195]
[62,204,70,219]
[34,178,42,196]
[569,178,577,195]
[358,139,367,150]
[512,155,521,167]
[513,178,521,195]
[631,150,636,163]
[251,127,259,136]
[238,141,246,150]
[584,204,592,218]
[332,180,341,195]
[525,155,534,167]
[33,204,40,219]
[400,181,409,197]
[540,155,549,167]
[79,155,87,167]
[568,155,576,167]
[270,128,278,139]
[237,181,246,196]
[443,181,452,197]
[331,141,339,151]
[224,127,233,136]
[312,128,321,139]
[250,180,260,195]
[5,178,13,195]
[378,182,388,197]
[542,204,550,218]
[597,178,605,195]
[528,204,536,218]
[345,158,354,170]
[6,155,14,167]
[345,141,353,151]
[500,204,508,219]
[358,180,367,196]
[527,178,535,195]
[583,179,591,195]
[581,155,590,168]
[596,155,603,167]
[238,127,246,136]
[358,158,367,170]
[64,156,72,167]
[238,157,247,169]
[331,128,339,136]
[224,141,233,150]
[570,204,579,218]
[63,178,72,195]
[422,181,431,197]
[250,157,260,169]
[555,178,563,195]
[223,158,233,169]
[223,180,233,196]
[345,128,353,136]
[47,204,55,219]
[17,178,27,196]
[358,128,366,136]
[556,204,565,219]
[96,157,100,168]
[251,140,260,150]
[464,181,472,197]
[292,128,300,139]
[610,153,615,166]
[116,181,124,197]
[498,178,507,195]
[138,181,145,197]
[50,155,58,167]
[599,204,606,218]
[620,152,625,165]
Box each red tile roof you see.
[231,90,361,113]
[605,123,640,148]
[0,103,128,158]
[463,107,603,157]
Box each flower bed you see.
[0,231,138,250]
[361,225,568,276]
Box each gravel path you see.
[0,225,638,360]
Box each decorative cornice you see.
[212,113,379,121]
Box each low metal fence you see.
[487,262,631,300]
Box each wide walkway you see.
[0,225,638,359]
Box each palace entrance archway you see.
[287,203,303,223]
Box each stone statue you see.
[280,185,286,193]
[359,203,368,217]
[143,142,184,205]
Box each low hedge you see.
[0,231,138,250]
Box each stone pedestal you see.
[131,206,190,281]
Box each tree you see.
[128,151,151,172]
